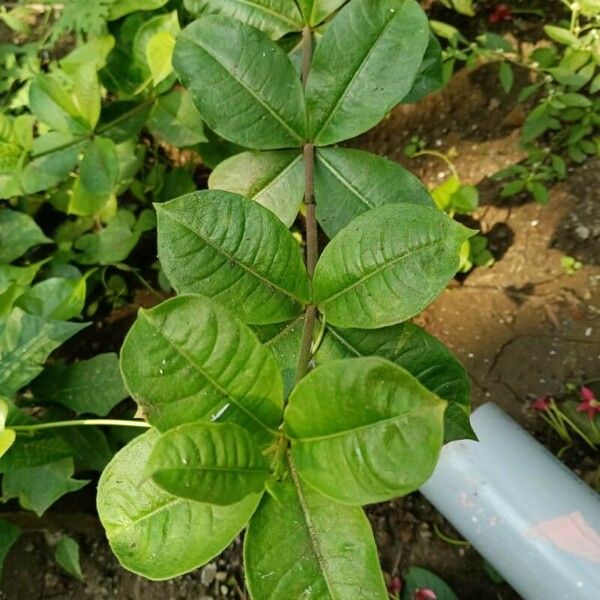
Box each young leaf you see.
[285,357,446,505]
[55,536,84,581]
[184,0,304,39]
[0,519,21,578]
[499,62,514,93]
[16,276,86,321]
[173,16,306,149]
[314,147,434,238]
[306,0,429,145]
[209,150,304,226]
[298,0,348,26]
[28,74,90,136]
[97,430,262,580]
[0,209,51,263]
[0,429,16,459]
[146,31,177,87]
[30,353,127,416]
[147,422,270,505]
[316,322,474,442]
[69,137,119,216]
[2,458,89,516]
[245,472,388,599]
[0,309,87,397]
[120,295,283,439]
[156,191,310,324]
[148,88,207,147]
[313,204,473,329]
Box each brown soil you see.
[2,20,599,600]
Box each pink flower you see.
[577,387,600,420]
[489,4,513,23]
[532,397,551,412]
[388,577,402,595]
[415,589,437,600]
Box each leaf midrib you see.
[182,31,304,144]
[252,153,303,201]
[141,310,277,435]
[160,208,307,306]
[311,7,399,141]
[317,151,374,209]
[319,238,442,305]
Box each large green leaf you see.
[28,74,90,136]
[156,191,310,324]
[97,430,262,580]
[147,88,206,147]
[313,204,473,329]
[245,470,387,599]
[69,137,119,216]
[30,353,127,416]
[0,209,50,263]
[314,147,434,238]
[184,0,304,39]
[316,322,473,442]
[147,422,270,505]
[298,0,348,26]
[173,16,306,149]
[306,0,429,145]
[285,357,446,505]
[120,295,283,441]
[0,309,87,397]
[209,150,304,226]
[2,457,89,516]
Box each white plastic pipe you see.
[420,403,600,600]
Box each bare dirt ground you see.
[2,61,599,600]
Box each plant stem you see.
[295,26,318,385]
[11,419,151,432]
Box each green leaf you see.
[184,0,304,39]
[148,88,207,147]
[55,536,84,581]
[173,16,306,149]
[314,147,434,238]
[431,174,460,211]
[16,276,86,321]
[285,357,446,505]
[57,426,113,472]
[0,427,72,471]
[29,74,89,136]
[21,139,83,195]
[69,137,119,216]
[298,0,348,26]
[402,567,458,600]
[147,422,269,505]
[245,472,387,599]
[544,25,579,46]
[402,33,444,104]
[499,62,514,93]
[316,322,473,443]
[74,209,153,265]
[559,92,592,108]
[146,31,176,87]
[313,204,473,329]
[0,429,16,459]
[451,184,479,214]
[120,295,283,440]
[254,316,304,399]
[133,11,180,76]
[156,191,310,324]
[0,309,87,397]
[97,430,262,580]
[0,518,21,578]
[109,0,169,20]
[30,353,127,416]
[306,0,429,145]
[0,209,51,263]
[2,458,89,516]
[209,150,304,226]
[0,397,8,430]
